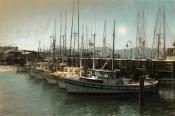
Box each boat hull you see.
[28,69,44,79]
[44,74,57,84]
[57,78,66,88]
[35,71,45,79]
[60,78,158,94]
[16,65,27,72]
[28,69,38,77]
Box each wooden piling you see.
[139,75,144,107]
[173,61,175,78]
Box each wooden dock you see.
[65,58,175,81]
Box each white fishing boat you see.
[60,69,158,94]
[28,61,48,79]
[55,67,80,88]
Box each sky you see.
[0,0,175,50]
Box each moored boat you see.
[55,67,81,88]
[61,69,158,94]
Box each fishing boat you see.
[55,66,81,88]
[45,64,65,85]
[60,69,158,94]
[61,19,158,94]
[27,61,48,79]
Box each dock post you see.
[136,68,145,107]
[139,75,144,107]
[152,61,156,79]
[173,61,175,79]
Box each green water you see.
[0,66,174,116]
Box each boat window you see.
[91,71,95,76]
[64,68,68,72]
[98,72,103,78]
[104,74,108,78]
[69,68,73,72]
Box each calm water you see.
[0,66,174,116]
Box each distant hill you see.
[95,46,156,58]
[115,48,156,58]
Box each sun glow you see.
[118,26,127,35]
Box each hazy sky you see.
[0,0,175,50]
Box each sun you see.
[118,26,127,35]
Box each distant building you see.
[0,46,18,61]
[0,46,18,52]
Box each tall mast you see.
[80,25,84,70]
[151,10,159,59]
[152,8,165,60]
[52,17,57,60]
[81,25,84,56]
[163,7,166,59]
[77,0,80,52]
[59,12,62,60]
[92,33,96,70]
[64,11,67,59]
[69,0,74,58]
[102,20,107,59]
[38,40,41,52]
[136,10,146,59]
[85,24,88,53]
[90,26,93,53]
[112,20,115,71]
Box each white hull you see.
[28,69,44,79]
[16,66,27,72]
[57,79,66,88]
[28,70,37,77]
[45,75,57,84]
[35,73,45,79]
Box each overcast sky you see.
[0,0,175,50]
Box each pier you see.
[63,58,175,81]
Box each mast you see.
[152,8,165,60]
[38,40,41,52]
[102,20,107,59]
[151,10,159,59]
[64,11,67,59]
[81,25,84,56]
[52,17,57,60]
[92,34,96,70]
[85,24,88,54]
[163,7,166,59]
[80,25,84,71]
[59,12,62,60]
[136,10,146,59]
[77,0,80,53]
[112,20,115,71]
[69,0,74,58]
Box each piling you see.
[135,68,145,107]
[139,75,144,107]
[173,61,175,78]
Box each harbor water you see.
[0,66,174,116]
